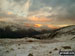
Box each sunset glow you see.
[28,16,52,22]
[34,24,43,28]
[7,12,13,15]
[58,25,69,27]
[24,22,69,29]
[47,25,59,29]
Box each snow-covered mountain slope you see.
[49,25,75,41]
[32,33,50,39]
[32,25,75,41]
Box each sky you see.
[0,0,75,28]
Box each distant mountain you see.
[0,21,51,38]
[32,25,75,41]
[1,21,74,40]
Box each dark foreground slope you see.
[0,22,51,38]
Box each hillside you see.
[0,21,51,38]
[32,25,75,41]
[49,25,75,41]
[0,25,75,56]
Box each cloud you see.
[29,0,75,25]
[0,0,75,27]
[28,16,52,22]
[47,24,59,29]
[0,0,32,17]
[34,24,43,28]
[29,7,53,17]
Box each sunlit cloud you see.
[28,16,52,22]
[7,12,13,15]
[47,24,59,29]
[58,24,69,27]
[24,23,43,28]
[34,24,43,28]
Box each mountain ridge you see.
[32,25,75,41]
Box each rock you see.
[28,53,33,56]
[49,51,52,54]
[54,48,58,51]
[62,46,71,49]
